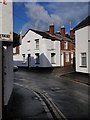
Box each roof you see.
[23,28,74,42]
[23,29,61,41]
[73,15,90,31]
[54,33,72,42]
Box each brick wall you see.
[61,40,75,66]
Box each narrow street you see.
[8,69,89,120]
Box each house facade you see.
[74,16,90,74]
[13,24,75,68]
[13,28,61,67]
[55,26,75,67]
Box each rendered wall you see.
[4,45,13,105]
[0,41,2,120]
[0,0,13,41]
[13,30,61,67]
[75,26,89,73]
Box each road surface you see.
[14,69,89,119]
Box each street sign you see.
[0,0,13,42]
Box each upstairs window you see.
[81,53,87,67]
[64,41,68,49]
[65,53,69,62]
[51,40,55,50]
[35,39,39,49]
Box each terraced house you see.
[13,24,75,68]
[74,15,90,74]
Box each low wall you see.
[18,65,74,75]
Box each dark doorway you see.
[28,54,31,68]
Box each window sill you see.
[35,49,39,50]
[79,66,87,68]
[47,49,56,51]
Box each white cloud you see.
[21,2,88,34]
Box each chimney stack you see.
[61,25,65,37]
[65,32,68,37]
[70,28,74,39]
[49,23,54,35]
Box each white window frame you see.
[27,40,30,51]
[51,53,56,64]
[35,39,39,50]
[80,53,87,67]
[65,52,69,62]
[64,41,68,49]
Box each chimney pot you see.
[49,23,54,35]
[65,32,68,37]
[70,28,74,39]
[61,25,65,36]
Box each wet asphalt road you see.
[14,69,89,119]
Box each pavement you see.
[61,72,89,85]
[6,84,51,120]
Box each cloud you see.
[21,2,63,33]
[21,2,88,34]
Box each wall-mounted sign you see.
[0,34,12,41]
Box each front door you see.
[61,53,64,66]
[28,54,31,68]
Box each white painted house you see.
[0,0,13,119]
[74,16,90,74]
[13,28,61,68]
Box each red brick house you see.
[48,24,75,67]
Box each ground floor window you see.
[65,53,69,62]
[22,54,25,63]
[51,53,56,64]
[35,53,40,64]
[81,53,87,67]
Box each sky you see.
[13,2,89,35]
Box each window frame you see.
[80,52,87,67]
[51,53,56,64]
[64,41,68,49]
[35,39,39,50]
[65,52,69,62]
